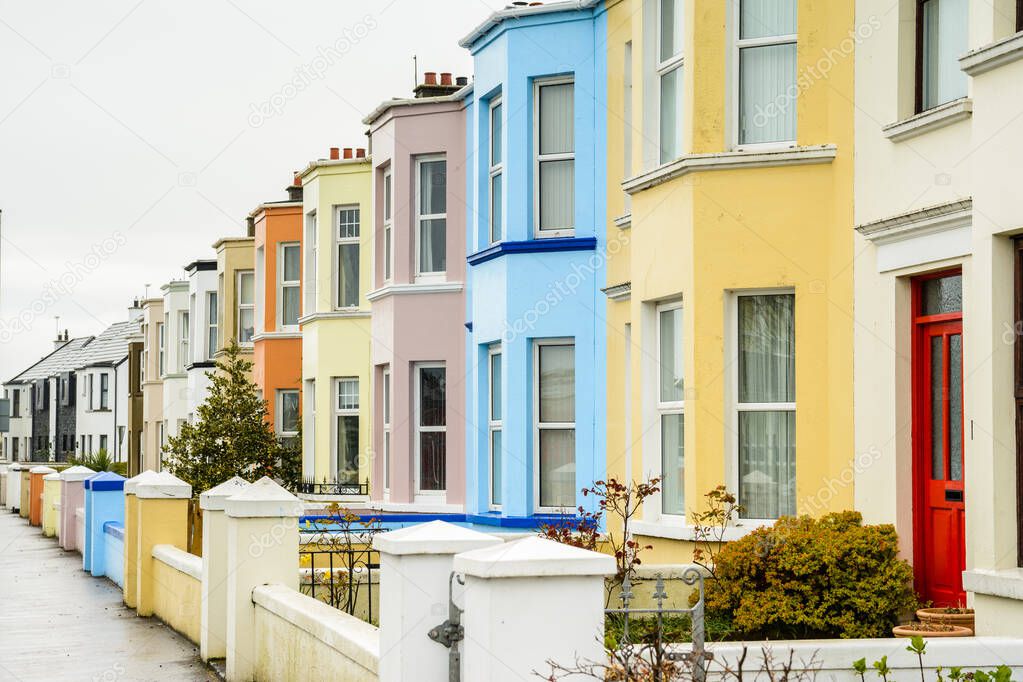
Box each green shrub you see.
[704,511,917,639]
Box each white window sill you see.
[963,567,1023,601]
[882,98,972,143]
[622,145,837,195]
[365,281,463,302]
[614,213,632,229]
[960,31,1023,77]
[631,519,772,542]
[297,310,371,324]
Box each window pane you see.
[659,68,682,164]
[283,244,300,281]
[336,414,359,484]
[384,226,392,280]
[238,309,254,343]
[539,82,574,155]
[419,432,446,490]
[490,173,503,242]
[659,307,683,402]
[239,273,254,305]
[383,174,392,221]
[950,334,962,481]
[338,243,359,308]
[921,274,962,315]
[738,294,795,403]
[539,344,575,423]
[738,410,795,519]
[419,218,446,273]
[338,379,359,410]
[280,391,299,432]
[338,207,360,239]
[661,413,684,514]
[921,0,968,110]
[491,429,502,505]
[420,160,446,215]
[659,0,682,62]
[383,372,391,424]
[539,160,574,231]
[539,428,575,508]
[490,351,503,421]
[491,103,503,165]
[931,335,945,480]
[739,43,797,144]
[419,367,446,426]
[282,285,300,326]
[740,0,797,39]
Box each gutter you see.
[362,83,473,126]
[458,0,601,48]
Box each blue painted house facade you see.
[461,1,607,522]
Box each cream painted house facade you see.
[213,236,256,375]
[854,0,1023,632]
[140,297,164,471]
[299,150,373,492]
[161,280,190,443]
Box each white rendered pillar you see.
[199,476,250,662]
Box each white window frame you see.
[87,374,94,411]
[656,0,685,164]
[304,210,318,315]
[206,291,218,359]
[334,205,361,310]
[179,311,189,371]
[415,155,447,282]
[532,338,576,513]
[729,0,798,151]
[237,270,255,346]
[278,241,301,330]
[100,372,109,410]
[533,76,576,239]
[382,170,393,283]
[413,362,447,497]
[157,321,166,376]
[489,97,504,244]
[276,388,300,439]
[488,345,503,510]
[332,377,360,483]
[727,288,796,523]
[382,367,391,494]
[655,301,684,519]
[141,323,149,382]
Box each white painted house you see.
[184,259,219,421]
[855,0,1023,635]
[162,280,190,442]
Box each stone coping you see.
[84,472,125,492]
[224,477,303,518]
[103,521,124,541]
[453,536,615,578]
[152,544,202,580]
[43,473,60,482]
[135,472,191,500]
[29,466,57,475]
[372,520,501,556]
[199,476,250,511]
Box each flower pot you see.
[893,623,972,638]
[916,607,975,634]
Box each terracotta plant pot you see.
[916,607,975,634]
[893,623,972,638]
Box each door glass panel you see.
[931,335,945,480]
[921,275,962,315]
[949,334,963,481]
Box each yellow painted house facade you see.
[213,236,256,380]
[298,152,373,491]
[604,0,855,561]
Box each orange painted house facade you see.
[251,177,304,444]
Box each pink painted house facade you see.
[364,74,469,511]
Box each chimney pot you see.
[424,71,437,85]
[456,76,468,86]
[329,147,340,160]
[356,148,366,158]
[293,171,301,187]
[343,147,353,159]
[440,72,452,86]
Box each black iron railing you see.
[299,539,381,623]
[298,481,369,496]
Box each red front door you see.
[913,271,965,607]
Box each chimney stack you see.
[329,147,340,160]
[246,215,255,237]
[414,69,465,98]
[286,171,304,202]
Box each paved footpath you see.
[0,511,218,681]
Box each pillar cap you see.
[43,472,61,482]
[199,476,250,511]
[124,469,162,495]
[30,465,57,475]
[453,536,616,579]
[7,462,23,471]
[60,465,96,482]
[135,471,192,499]
[84,471,126,492]
[224,477,303,518]
[373,520,502,556]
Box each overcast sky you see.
[0,0,496,381]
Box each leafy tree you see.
[163,339,301,495]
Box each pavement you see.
[0,510,218,681]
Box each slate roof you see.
[6,337,93,384]
[75,319,140,369]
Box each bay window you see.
[734,292,795,519]
[535,78,575,236]
[736,0,797,146]
[489,346,503,508]
[333,378,359,484]
[415,364,447,493]
[416,157,447,278]
[490,99,504,243]
[383,171,392,282]
[237,271,254,345]
[206,291,218,358]
[535,340,575,510]
[657,303,684,515]
[917,0,968,112]
[336,206,360,309]
[658,0,684,163]
[382,367,391,492]
[279,242,301,328]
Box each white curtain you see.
[539,83,573,154]
[738,0,797,145]
[282,285,300,326]
[739,411,795,518]
[540,161,574,230]
[419,219,446,273]
[540,430,575,508]
[921,0,968,110]
[740,0,796,39]
[738,295,794,403]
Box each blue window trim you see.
[467,236,597,266]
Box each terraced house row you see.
[4,0,1023,635]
